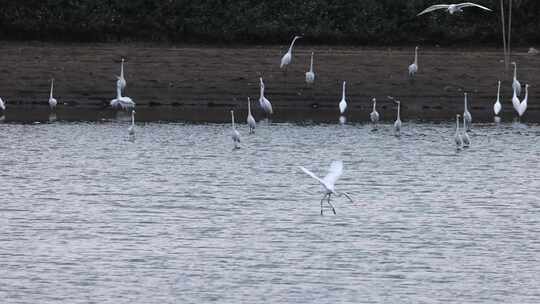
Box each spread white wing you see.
[299,166,326,187]
[323,161,343,187]
[456,2,492,11]
[417,4,450,16]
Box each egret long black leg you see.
[320,194,327,215]
[327,194,336,215]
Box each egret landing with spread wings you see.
[417,3,492,16]
[299,160,353,215]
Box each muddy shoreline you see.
[0,42,538,122]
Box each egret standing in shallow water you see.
[392,98,402,136]
[512,62,521,96]
[128,110,136,136]
[48,79,57,109]
[370,98,379,128]
[246,97,256,134]
[417,3,492,16]
[299,160,354,215]
[463,93,472,131]
[110,81,135,110]
[305,52,315,84]
[339,81,347,115]
[455,114,463,150]
[230,110,241,149]
[280,36,302,72]
[408,46,419,78]
[462,115,470,148]
[518,84,529,119]
[493,80,502,116]
[512,86,520,119]
[116,58,127,92]
[259,77,273,117]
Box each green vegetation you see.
[0,0,537,45]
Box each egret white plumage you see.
[408,46,419,77]
[370,98,379,125]
[512,62,521,96]
[518,84,529,118]
[48,78,57,109]
[462,114,470,148]
[128,110,136,136]
[339,81,347,114]
[231,110,241,149]
[258,77,273,116]
[512,86,520,118]
[299,160,354,215]
[493,80,502,116]
[417,3,492,16]
[0,98,5,111]
[394,99,402,136]
[116,58,126,92]
[305,52,315,84]
[280,36,302,71]
[463,92,472,131]
[246,97,256,134]
[110,81,135,110]
[455,114,463,150]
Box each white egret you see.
[463,92,472,131]
[110,81,135,110]
[231,110,241,149]
[128,110,136,136]
[518,84,529,118]
[394,100,402,136]
[370,98,379,125]
[511,86,520,118]
[246,97,256,134]
[408,46,419,77]
[0,98,5,111]
[305,52,315,84]
[280,35,302,71]
[48,79,57,109]
[493,80,502,116]
[511,62,521,96]
[339,81,347,114]
[417,3,492,16]
[299,160,354,215]
[462,114,470,148]
[455,114,463,150]
[259,77,273,116]
[116,58,126,92]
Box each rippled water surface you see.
[1,120,540,304]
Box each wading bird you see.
[48,79,57,109]
[246,97,256,134]
[462,114,470,148]
[305,52,315,84]
[512,86,520,118]
[339,81,347,115]
[0,98,5,111]
[512,62,521,96]
[110,81,135,110]
[280,36,302,71]
[463,93,472,131]
[370,98,379,126]
[299,160,354,215]
[259,77,273,116]
[116,58,126,92]
[128,110,136,136]
[493,80,502,116]
[455,114,463,150]
[231,110,241,149]
[408,46,419,78]
[417,3,492,16]
[393,99,402,136]
[518,84,529,118]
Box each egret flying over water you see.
[299,160,354,215]
[455,114,463,150]
[493,80,502,116]
[408,46,419,78]
[417,3,492,16]
[462,114,470,148]
[370,98,379,126]
[339,81,347,114]
[110,81,135,110]
[518,84,529,118]
[231,110,241,149]
[48,78,57,109]
[463,92,472,131]
[280,36,302,71]
[246,97,256,134]
[128,110,136,136]
[259,77,273,116]
[305,52,315,84]
[512,62,521,97]
[116,58,126,92]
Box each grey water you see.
[1,121,540,304]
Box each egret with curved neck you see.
[463,93,472,131]
[462,114,470,147]
[280,36,302,71]
[512,62,521,96]
[408,46,419,77]
[339,81,347,115]
[110,81,135,110]
[518,84,529,118]
[247,97,256,134]
[493,80,502,116]
[455,114,463,150]
[49,78,57,109]
[394,100,402,136]
[305,52,315,84]
[128,110,136,136]
[231,110,241,149]
[259,77,273,116]
[370,98,379,127]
